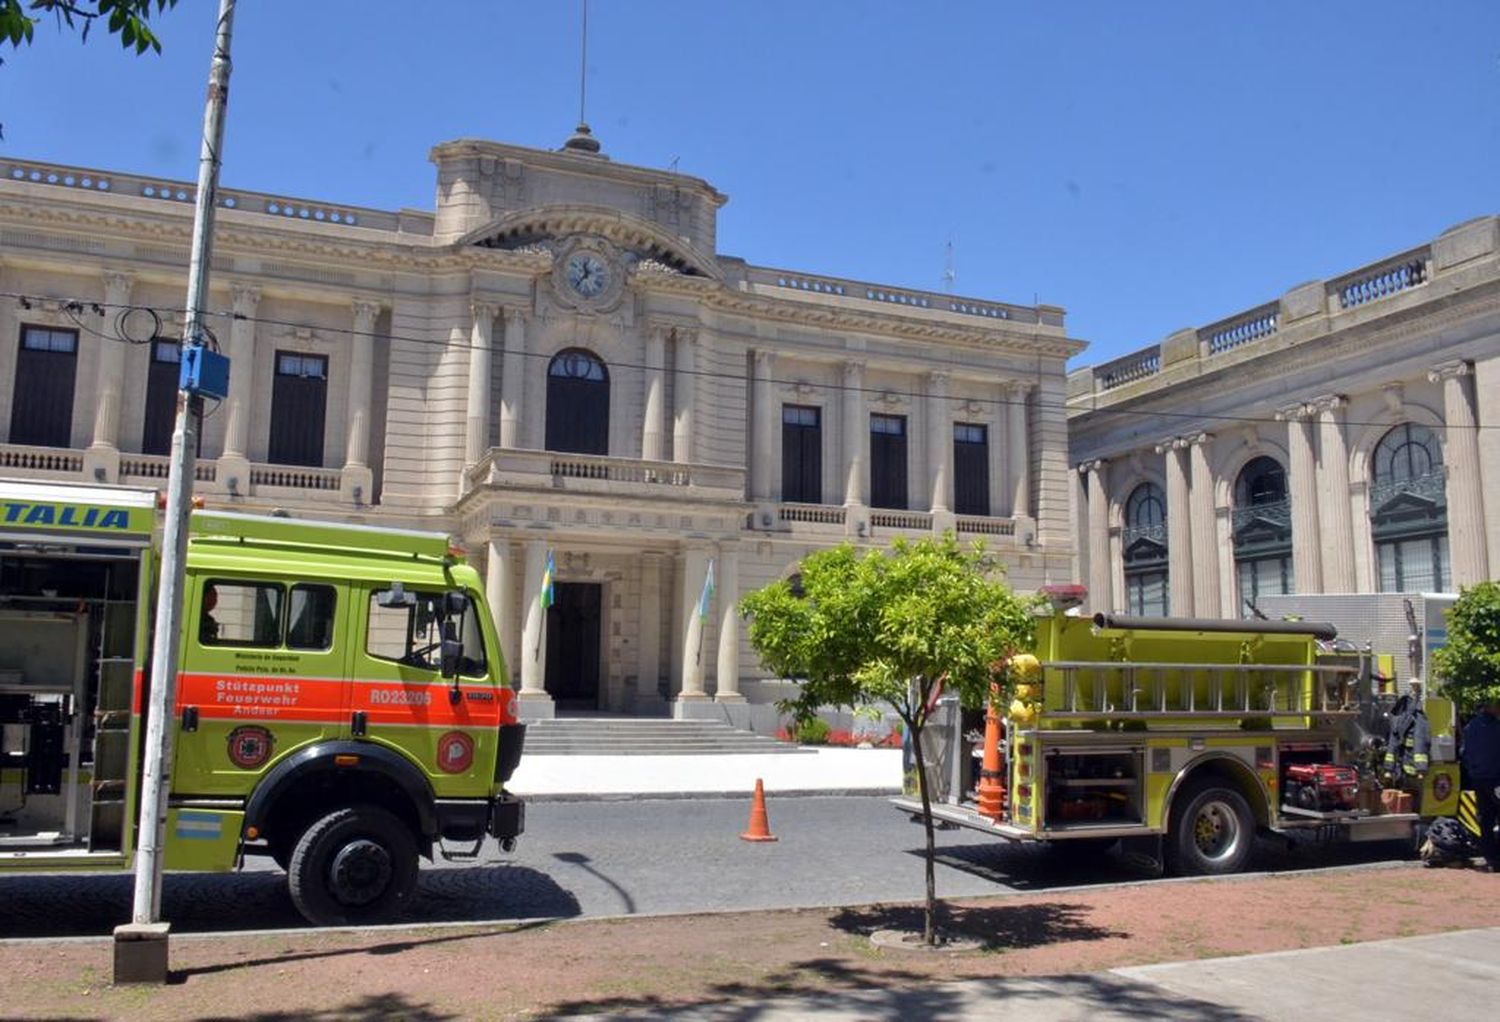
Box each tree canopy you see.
[1433,581,1500,711]
[2,1,179,55]
[741,534,1036,943]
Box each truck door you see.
[174,575,348,795]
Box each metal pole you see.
[131,0,237,926]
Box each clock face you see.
[566,253,611,298]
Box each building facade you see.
[0,132,1082,722]
[1068,216,1500,617]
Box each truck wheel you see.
[287,805,419,926]
[1166,780,1253,876]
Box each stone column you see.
[642,327,667,461]
[1277,402,1323,594]
[220,284,260,486]
[498,307,526,449]
[638,554,663,705]
[1007,383,1031,519]
[676,545,710,705]
[519,539,550,707]
[927,371,951,513]
[1186,434,1222,618]
[84,272,133,482]
[464,301,496,470]
[1082,460,1112,613]
[485,538,518,686]
[714,544,743,702]
[341,300,379,503]
[751,349,776,502]
[672,328,697,464]
[1474,357,1500,570]
[841,361,866,507]
[1431,361,1490,585]
[1159,437,1194,616]
[1313,395,1356,593]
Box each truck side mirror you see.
[445,591,470,617]
[439,620,463,680]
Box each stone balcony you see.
[464,448,747,506]
[758,500,1024,545]
[0,444,353,503]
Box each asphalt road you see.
[0,796,1413,939]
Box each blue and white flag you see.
[697,558,716,621]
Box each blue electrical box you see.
[179,345,231,400]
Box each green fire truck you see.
[0,480,525,925]
[896,586,1460,873]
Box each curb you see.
[514,786,904,803]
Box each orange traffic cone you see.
[740,778,778,842]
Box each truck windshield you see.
[366,589,487,677]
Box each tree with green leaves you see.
[2,1,178,55]
[1434,581,1500,713]
[741,534,1036,945]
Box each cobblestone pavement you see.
[0,796,1411,938]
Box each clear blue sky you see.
[3,2,1496,366]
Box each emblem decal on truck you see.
[226,725,274,769]
[437,730,475,774]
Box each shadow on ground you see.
[196,992,458,1022]
[0,864,578,938]
[545,963,1259,1021]
[829,899,1125,951]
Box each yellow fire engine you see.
[0,480,525,924]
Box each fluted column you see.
[672,328,697,464]
[90,272,133,451]
[1313,395,1355,593]
[677,545,710,702]
[1186,434,1222,618]
[485,538,518,686]
[750,349,776,501]
[345,300,379,470]
[1159,438,1194,616]
[520,539,549,697]
[498,307,526,449]
[1277,402,1323,594]
[927,371,951,513]
[841,361,866,507]
[1082,460,1112,612]
[1007,383,1031,518]
[221,284,260,463]
[714,544,742,702]
[1431,361,1490,585]
[464,301,496,469]
[641,327,667,461]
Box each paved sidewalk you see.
[507,746,903,799]
[575,926,1500,1020]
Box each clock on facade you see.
[565,252,612,298]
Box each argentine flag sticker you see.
[174,811,223,841]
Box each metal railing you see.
[1042,660,1361,721]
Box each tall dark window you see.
[1370,423,1449,592]
[953,422,989,516]
[268,351,328,467]
[780,404,822,504]
[545,349,609,455]
[10,325,78,448]
[1232,456,1292,612]
[142,339,182,456]
[1123,482,1168,616]
[869,413,908,510]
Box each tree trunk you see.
[908,711,939,945]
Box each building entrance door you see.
[545,582,602,711]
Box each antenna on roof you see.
[561,0,602,154]
[942,238,956,293]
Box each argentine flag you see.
[541,549,555,609]
[697,558,715,621]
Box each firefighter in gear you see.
[1460,701,1500,872]
[1383,692,1431,782]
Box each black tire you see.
[1165,780,1254,876]
[287,805,419,926]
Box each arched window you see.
[1122,482,1168,616]
[1369,423,1448,591]
[545,349,609,455]
[1232,456,1293,612]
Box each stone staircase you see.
[522,717,809,756]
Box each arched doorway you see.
[1123,482,1168,616]
[545,348,609,455]
[1369,423,1449,591]
[1232,456,1293,612]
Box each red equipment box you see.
[1284,763,1360,811]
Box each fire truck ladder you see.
[1041,661,1361,722]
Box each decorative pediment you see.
[459,204,721,281]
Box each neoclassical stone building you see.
[1068,216,1499,617]
[0,130,1081,721]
